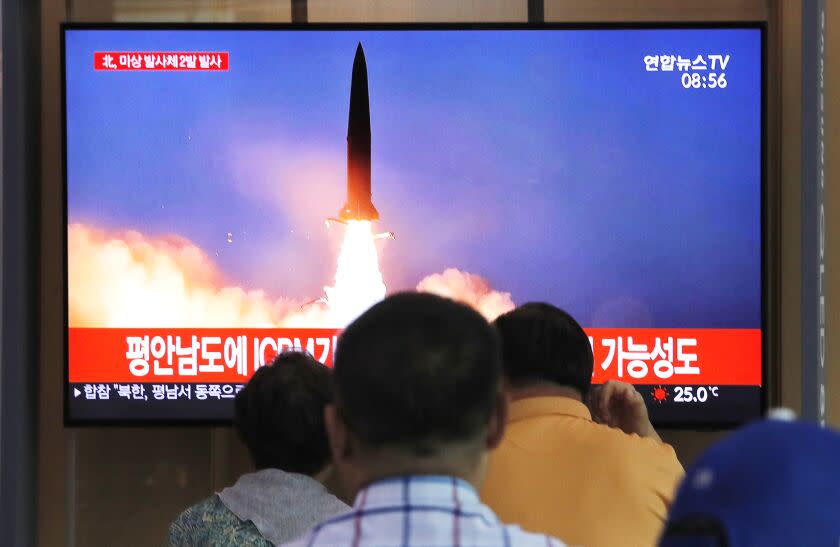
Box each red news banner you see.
[69,328,762,386]
[94,51,229,71]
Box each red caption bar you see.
[69,327,761,386]
[94,52,229,71]
[587,328,760,386]
[70,328,339,383]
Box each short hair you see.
[493,302,593,396]
[333,292,502,454]
[234,351,332,475]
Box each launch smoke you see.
[69,223,513,328]
[324,220,386,326]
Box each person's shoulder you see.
[283,536,309,547]
[588,420,669,452]
[282,507,356,547]
[589,423,684,475]
[626,430,681,463]
[288,525,569,547]
[315,488,352,517]
[283,523,346,547]
[170,495,222,533]
[169,495,273,547]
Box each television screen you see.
[64,25,764,425]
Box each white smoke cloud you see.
[415,268,515,321]
[68,223,329,328]
[69,224,514,329]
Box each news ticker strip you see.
[67,383,763,425]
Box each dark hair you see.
[234,351,332,475]
[493,302,593,396]
[660,516,729,547]
[333,292,502,454]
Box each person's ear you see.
[486,388,508,450]
[324,404,352,463]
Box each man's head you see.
[493,302,593,398]
[325,292,507,495]
[234,351,333,477]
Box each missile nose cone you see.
[348,43,370,138]
[352,43,367,80]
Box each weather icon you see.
[651,386,669,403]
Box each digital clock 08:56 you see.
[682,72,727,89]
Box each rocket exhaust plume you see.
[324,43,388,325]
[325,220,386,326]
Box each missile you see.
[337,42,379,222]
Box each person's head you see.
[493,302,593,398]
[234,351,333,478]
[660,419,840,547]
[325,292,507,496]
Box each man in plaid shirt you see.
[287,293,568,547]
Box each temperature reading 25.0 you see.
[674,386,719,403]
[682,72,727,89]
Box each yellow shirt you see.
[481,397,684,547]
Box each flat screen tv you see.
[63,23,765,425]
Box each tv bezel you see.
[61,22,768,428]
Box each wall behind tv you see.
[35,1,831,546]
